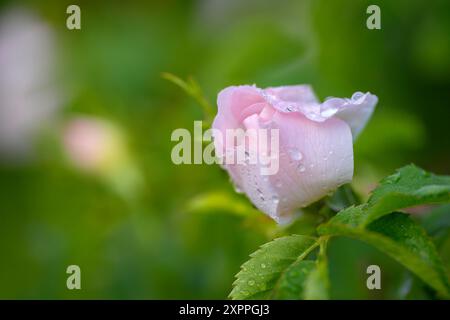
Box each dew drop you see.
[248,280,255,286]
[297,164,306,172]
[272,196,279,205]
[288,148,303,161]
[351,91,365,101]
[320,108,337,117]
[261,263,267,269]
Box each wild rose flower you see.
[212,85,377,224]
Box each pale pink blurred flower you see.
[0,8,62,160]
[213,85,377,224]
[63,116,142,200]
[63,117,125,173]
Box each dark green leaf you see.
[229,235,318,300]
[271,260,315,299]
[362,165,450,225]
[319,212,450,297]
[326,184,360,212]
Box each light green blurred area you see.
[0,0,449,299]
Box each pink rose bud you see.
[212,85,377,224]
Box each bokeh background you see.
[0,0,449,299]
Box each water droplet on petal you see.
[320,108,338,117]
[288,148,303,161]
[298,164,306,172]
[351,92,365,102]
[272,196,279,205]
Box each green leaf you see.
[271,260,315,299]
[326,184,361,212]
[229,235,319,300]
[361,165,450,226]
[319,212,450,297]
[186,191,260,217]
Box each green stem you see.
[161,72,215,125]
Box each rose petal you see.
[322,92,378,139]
[216,85,264,127]
[260,85,324,122]
[267,112,354,222]
[219,111,354,224]
[212,84,373,224]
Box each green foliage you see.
[317,165,450,298]
[186,191,261,218]
[325,184,360,212]
[2,0,450,300]
[271,260,315,299]
[230,235,319,300]
[362,165,450,226]
[233,165,450,299]
[319,212,449,298]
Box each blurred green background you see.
[0,0,449,299]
